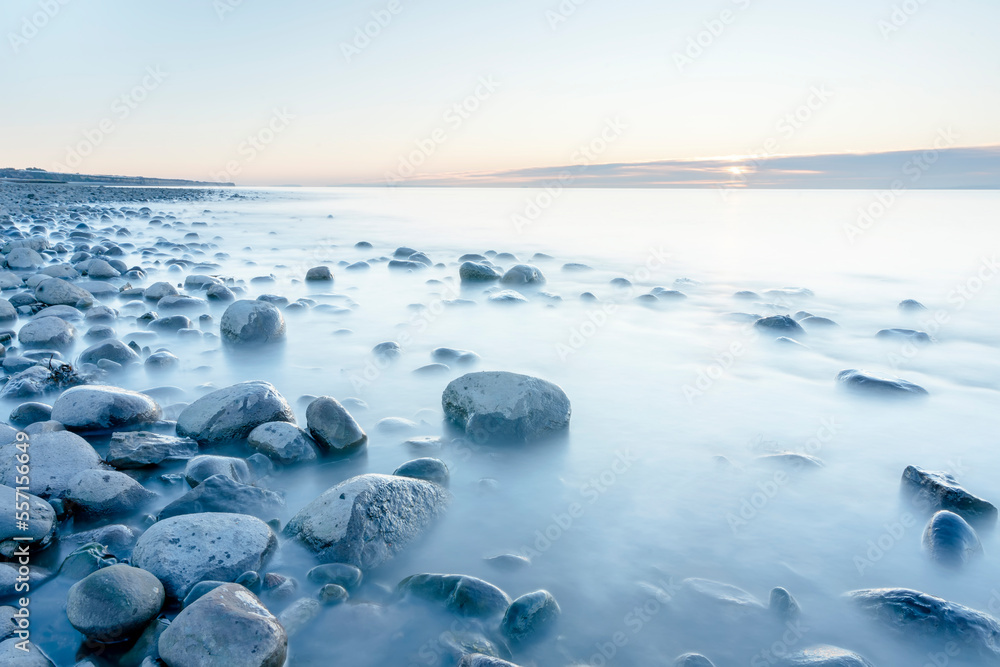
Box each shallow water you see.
[13,186,1000,666]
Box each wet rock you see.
[78,339,140,366]
[0,563,50,600]
[58,543,115,580]
[432,347,480,365]
[0,484,56,557]
[319,583,349,605]
[86,259,120,279]
[836,369,928,397]
[305,396,367,455]
[675,654,716,667]
[278,597,321,637]
[780,646,874,666]
[901,465,997,525]
[372,341,402,359]
[306,563,363,590]
[34,278,94,307]
[501,590,561,645]
[132,513,277,599]
[848,588,1000,663]
[306,266,334,281]
[770,587,801,621]
[876,328,933,344]
[488,289,527,304]
[176,381,295,446]
[66,564,164,641]
[106,431,199,469]
[398,573,511,618]
[500,265,545,286]
[0,638,53,666]
[184,455,252,487]
[680,578,767,617]
[898,299,927,312]
[143,282,178,301]
[394,458,450,486]
[148,314,192,333]
[63,524,136,555]
[922,510,983,567]
[51,385,161,432]
[145,350,179,369]
[206,283,236,301]
[158,583,287,667]
[799,316,838,329]
[0,299,16,324]
[483,554,531,572]
[460,262,502,282]
[247,421,319,464]
[220,300,286,344]
[754,315,806,336]
[458,655,521,667]
[9,401,52,427]
[0,430,104,497]
[65,469,156,518]
[157,294,208,311]
[18,316,75,348]
[159,474,285,520]
[442,371,571,443]
[376,416,417,432]
[283,473,450,570]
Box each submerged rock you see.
[0,484,56,557]
[66,564,164,641]
[51,385,162,431]
[922,510,983,567]
[306,563,363,590]
[501,590,561,645]
[754,315,806,336]
[674,655,716,667]
[18,316,75,348]
[876,328,933,344]
[836,369,928,397]
[220,299,286,345]
[247,421,319,464]
[176,381,295,446]
[106,431,199,468]
[460,262,502,282]
[848,588,1000,663]
[132,513,277,599]
[305,266,334,281]
[442,371,571,443]
[680,578,767,617]
[781,646,875,666]
[458,656,521,667]
[305,396,367,454]
[34,278,94,307]
[184,455,252,487]
[283,473,450,570]
[0,431,104,497]
[158,474,285,520]
[158,583,287,667]
[64,469,156,518]
[394,458,450,486]
[398,573,511,618]
[500,265,545,286]
[901,465,997,525]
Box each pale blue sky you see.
[2,0,998,185]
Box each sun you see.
[727,166,744,175]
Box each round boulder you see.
[18,316,75,349]
[220,300,286,345]
[51,385,162,431]
[67,564,164,641]
[176,381,295,446]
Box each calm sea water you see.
[22,187,1000,666]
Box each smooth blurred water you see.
[19,186,1000,666]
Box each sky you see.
[1,0,998,187]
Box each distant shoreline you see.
[0,168,232,188]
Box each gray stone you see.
[460,262,502,282]
[901,465,997,525]
[107,431,199,469]
[836,369,928,397]
[278,597,321,637]
[848,587,1000,663]
[206,283,236,302]
[220,300,286,344]
[394,458,450,486]
[247,421,318,464]
[442,371,571,443]
[184,455,252,487]
[675,655,716,667]
[458,655,520,667]
[305,266,333,281]
[306,563,363,590]
[132,513,277,599]
[6,247,44,270]
[78,338,140,366]
[157,294,208,311]
[145,351,179,369]
[770,587,801,621]
[143,282,178,301]
[159,474,285,520]
[8,402,51,427]
[34,278,94,307]
[283,473,450,570]
[488,290,527,304]
[59,543,115,580]
[0,638,53,666]
[0,366,52,400]
[0,563,50,600]
[0,484,56,557]
[780,646,874,666]
[0,430,103,497]
[305,396,367,454]
[319,584,349,605]
[876,328,933,344]
[0,299,16,323]
[922,510,983,567]
[177,381,295,446]
[500,265,545,285]
[398,573,511,618]
[18,316,75,348]
[65,469,156,518]
[63,524,136,555]
[147,315,192,333]
[66,564,164,641]
[86,259,121,279]
[51,385,161,431]
[158,584,287,667]
[501,590,561,645]
[183,581,228,608]
[754,315,806,336]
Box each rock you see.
[148,314,192,333]
[106,431,199,468]
[176,381,295,446]
[0,366,53,400]
[799,316,838,329]
[65,469,156,518]
[306,563,363,590]
[59,543,115,580]
[78,339,140,366]
[458,655,520,667]
[157,294,208,311]
[372,341,402,359]
[247,421,319,464]
[442,371,571,443]
[143,282,178,301]
[283,474,450,570]
[675,655,716,667]
[132,513,277,599]
[483,554,531,572]
[754,315,806,336]
[460,262,502,282]
[206,283,236,302]
[501,590,560,645]
[86,259,120,279]
[500,265,545,286]
[184,455,252,487]
[848,588,1000,663]
[376,416,417,432]
[184,275,223,290]
[770,587,801,621]
[388,259,426,270]
[899,299,927,312]
[63,524,136,555]
[220,300,286,345]
[432,347,480,365]
[901,465,997,525]
[398,573,511,618]
[306,266,334,281]
[66,564,164,641]
[0,299,16,324]
[18,316,75,348]
[0,563,49,600]
[876,328,933,344]
[183,581,228,608]
[158,583,287,667]
[836,369,928,397]
[119,617,170,666]
[680,578,767,617]
[394,458,450,486]
[278,597,321,637]
[159,474,285,520]
[6,247,44,270]
[51,385,161,432]
[305,396,367,454]
[0,431,103,497]
[780,646,875,666]
[9,402,52,427]
[0,484,56,557]
[34,278,93,307]
[0,638,53,666]
[922,510,983,567]
[488,290,527,304]
[319,583,349,605]
[146,351,180,369]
